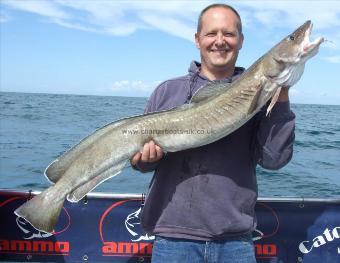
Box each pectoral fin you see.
[266,87,282,116]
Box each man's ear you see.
[238,33,244,50]
[195,33,200,49]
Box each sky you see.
[0,0,340,105]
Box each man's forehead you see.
[200,7,240,30]
[202,7,239,20]
[201,8,239,24]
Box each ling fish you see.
[15,21,324,233]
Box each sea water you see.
[0,92,339,197]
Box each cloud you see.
[322,31,340,50]
[0,11,10,23]
[1,0,202,40]
[111,80,161,95]
[235,1,340,29]
[234,1,340,51]
[3,0,69,19]
[322,56,340,64]
[289,88,299,96]
[2,0,340,47]
[139,13,195,42]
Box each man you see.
[131,4,295,263]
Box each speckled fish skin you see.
[14,21,323,233]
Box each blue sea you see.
[0,92,339,198]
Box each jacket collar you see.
[188,60,244,82]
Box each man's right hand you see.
[130,140,164,166]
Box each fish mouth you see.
[302,22,324,56]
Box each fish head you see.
[264,20,324,87]
[274,20,324,64]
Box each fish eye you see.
[289,35,295,41]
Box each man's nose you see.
[215,33,225,46]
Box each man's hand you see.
[130,140,164,166]
[277,87,289,102]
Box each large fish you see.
[15,21,324,233]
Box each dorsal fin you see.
[190,80,232,103]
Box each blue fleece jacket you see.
[134,61,295,241]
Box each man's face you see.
[195,7,243,75]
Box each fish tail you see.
[14,187,65,233]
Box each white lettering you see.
[299,241,313,254]
[299,226,340,254]
[323,228,334,242]
[333,227,340,238]
[312,236,326,247]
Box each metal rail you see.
[1,189,340,203]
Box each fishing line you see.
[323,39,336,48]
